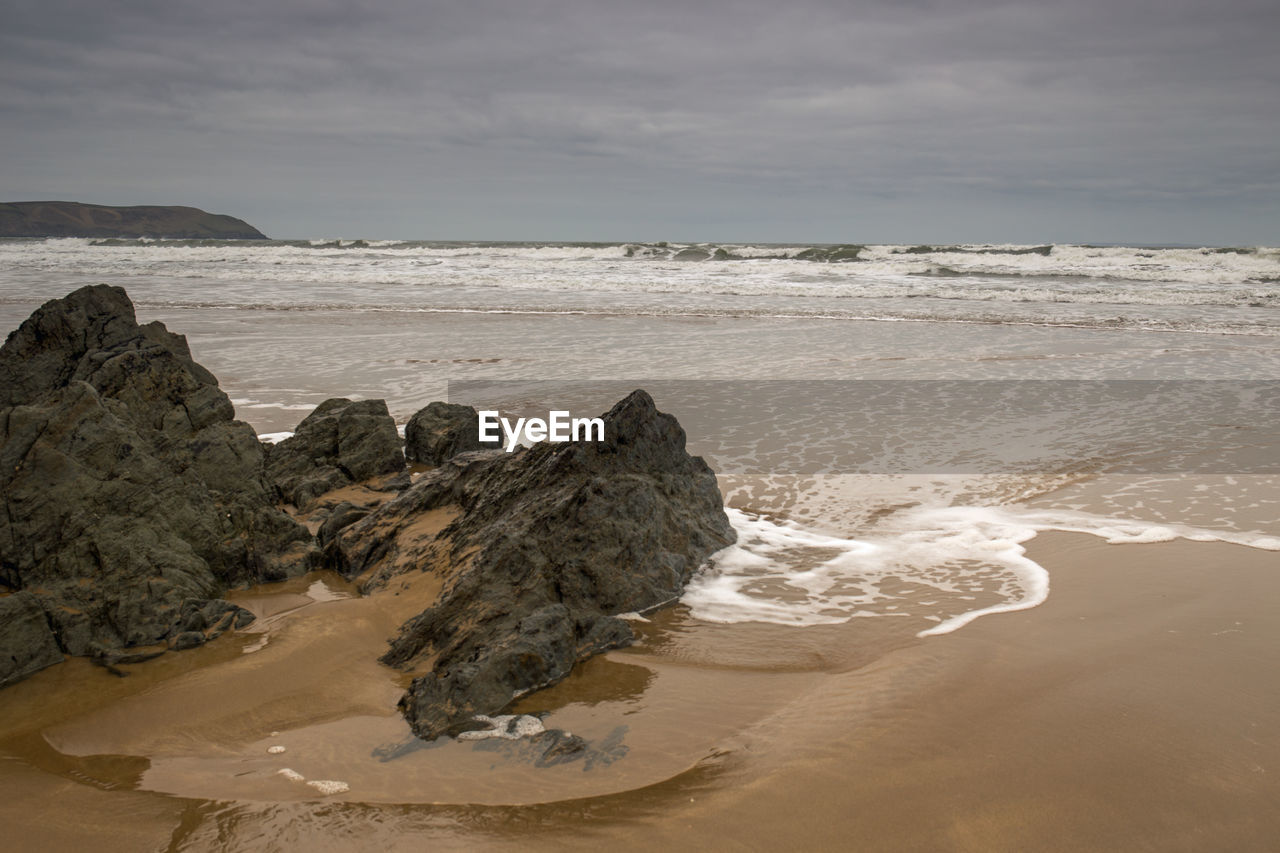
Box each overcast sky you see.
[2,0,1276,243]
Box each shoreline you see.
[2,532,1278,849]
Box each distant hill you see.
[0,201,268,239]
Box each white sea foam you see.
[234,398,313,412]
[682,505,1280,638]
[2,239,1276,336]
[306,780,350,795]
[275,765,349,796]
[616,611,651,622]
[455,714,546,741]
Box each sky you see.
[1,0,1277,244]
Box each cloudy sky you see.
[2,0,1276,243]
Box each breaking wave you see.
[1,238,1275,336]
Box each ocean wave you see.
[3,238,1276,283]
[115,296,1278,336]
[2,238,1275,337]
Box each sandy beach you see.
[2,530,1277,850]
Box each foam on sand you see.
[275,766,348,796]
[455,714,546,741]
[683,505,1280,638]
[306,780,351,795]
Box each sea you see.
[1,237,1278,847]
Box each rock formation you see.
[0,201,268,239]
[403,401,500,465]
[0,285,735,745]
[330,390,735,739]
[265,398,405,508]
[0,285,309,682]
[0,592,65,687]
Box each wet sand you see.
[603,532,1280,852]
[2,533,1278,850]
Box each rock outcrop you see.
[330,390,735,740]
[0,592,65,687]
[0,284,736,740]
[0,285,310,672]
[0,201,268,239]
[403,401,500,465]
[265,398,405,508]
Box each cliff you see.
[0,201,267,239]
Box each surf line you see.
[478,410,605,452]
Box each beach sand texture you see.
[2,534,1278,851]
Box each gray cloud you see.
[1,0,1276,242]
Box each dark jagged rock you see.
[404,401,499,465]
[170,598,255,638]
[330,390,735,740]
[316,501,372,548]
[169,631,206,651]
[0,592,65,686]
[91,647,166,669]
[529,729,590,766]
[377,470,414,492]
[0,285,311,674]
[265,398,405,508]
[0,201,267,239]
[464,720,629,768]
